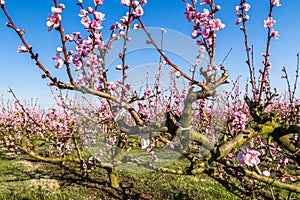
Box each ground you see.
[0,147,241,200]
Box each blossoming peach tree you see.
[1,0,300,199]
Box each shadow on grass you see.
[0,149,150,200]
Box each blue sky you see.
[0,0,300,107]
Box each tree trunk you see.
[108,168,120,188]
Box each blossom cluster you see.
[237,146,261,167]
[0,99,75,156]
[231,111,247,131]
[234,1,251,27]
[46,4,65,31]
[184,1,225,54]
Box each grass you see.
[0,147,241,200]
[1,145,299,200]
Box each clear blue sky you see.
[0,0,300,107]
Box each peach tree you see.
[0,0,299,199]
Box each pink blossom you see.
[231,111,247,131]
[192,30,200,39]
[56,47,63,53]
[78,9,88,17]
[94,11,105,21]
[0,0,5,6]
[175,71,181,78]
[200,0,211,5]
[52,53,64,69]
[262,170,270,177]
[51,7,62,14]
[46,13,61,31]
[94,0,104,6]
[210,18,225,31]
[17,45,29,53]
[65,34,74,42]
[109,136,117,144]
[108,81,116,90]
[271,0,281,7]
[215,5,221,11]
[202,8,210,17]
[91,20,102,29]
[120,13,134,25]
[81,16,91,29]
[140,0,147,6]
[132,0,139,7]
[238,146,261,167]
[58,4,65,10]
[264,17,276,28]
[184,4,194,22]
[144,88,152,96]
[87,6,93,13]
[121,0,131,6]
[271,29,279,39]
[77,73,87,86]
[133,24,140,29]
[242,3,251,11]
[235,18,243,25]
[235,5,240,12]
[134,5,144,16]
[115,65,123,70]
[244,14,250,21]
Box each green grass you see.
[0,148,241,200]
[1,146,300,200]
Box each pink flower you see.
[56,47,63,53]
[17,45,29,53]
[133,24,140,29]
[271,0,281,7]
[81,16,91,29]
[210,18,225,31]
[132,0,139,7]
[46,13,61,31]
[264,17,276,28]
[237,146,261,167]
[271,29,279,39]
[184,4,194,22]
[215,5,221,11]
[115,65,123,70]
[144,88,152,96]
[235,5,240,12]
[200,0,211,5]
[0,0,5,6]
[51,7,62,14]
[242,3,251,11]
[231,111,247,131]
[262,170,270,177]
[94,0,104,6]
[46,6,64,31]
[134,5,144,16]
[52,53,64,69]
[140,0,147,6]
[235,18,243,25]
[78,9,88,17]
[192,30,200,39]
[121,0,131,6]
[175,71,181,78]
[91,20,102,29]
[94,11,105,21]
